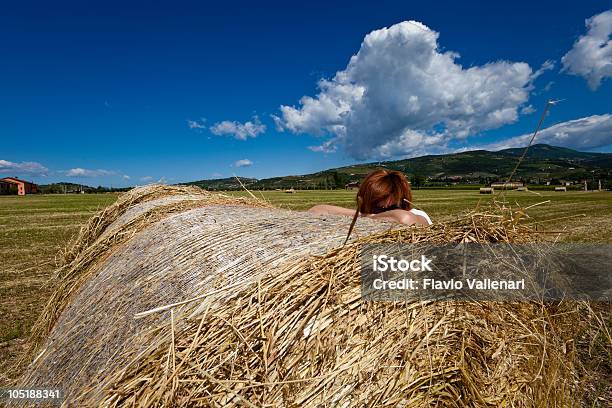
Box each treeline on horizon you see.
[34,172,611,193]
[187,173,610,191]
[37,183,130,194]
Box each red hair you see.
[357,170,412,214]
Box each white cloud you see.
[122,175,131,180]
[472,114,612,151]
[543,81,554,92]
[274,21,535,159]
[308,139,338,153]
[0,159,48,175]
[140,176,154,182]
[532,60,555,80]
[211,172,223,178]
[65,168,115,177]
[210,116,266,140]
[188,118,207,129]
[521,105,536,115]
[370,131,449,158]
[232,159,253,168]
[562,10,612,90]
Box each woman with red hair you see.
[309,170,432,226]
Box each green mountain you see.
[498,144,604,160]
[187,144,612,190]
[184,177,257,191]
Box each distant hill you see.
[186,144,612,190]
[498,144,604,160]
[184,177,258,191]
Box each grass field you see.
[0,189,610,384]
[228,189,612,241]
[0,193,118,384]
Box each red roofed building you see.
[0,177,38,195]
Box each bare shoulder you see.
[371,209,428,226]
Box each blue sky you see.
[1,1,611,187]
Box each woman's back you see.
[309,169,433,227]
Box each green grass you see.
[0,193,117,384]
[228,189,612,241]
[1,323,23,343]
[0,190,610,385]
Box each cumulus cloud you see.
[140,176,154,182]
[210,116,266,140]
[370,131,450,158]
[232,159,253,168]
[122,175,131,180]
[562,10,612,90]
[473,114,612,151]
[65,168,115,177]
[0,159,48,175]
[274,20,536,159]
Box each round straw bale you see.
[17,186,595,407]
[19,185,392,405]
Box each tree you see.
[411,173,426,188]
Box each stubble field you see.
[0,189,610,384]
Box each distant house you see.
[0,177,38,195]
[490,181,524,189]
[345,181,359,190]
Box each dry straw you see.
[18,185,607,407]
[29,185,271,353]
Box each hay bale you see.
[20,185,390,405]
[479,187,493,194]
[555,186,567,192]
[18,185,591,406]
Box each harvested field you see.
[0,194,117,384]
[1,189,611,386]
[4,185,610,406]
